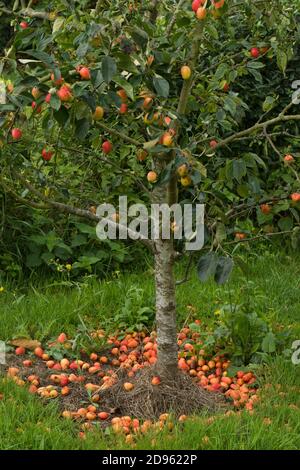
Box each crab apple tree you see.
[0,0,299,382]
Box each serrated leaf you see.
[153,76,169,98]
[102,56,117,83]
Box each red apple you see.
[20,21,29,30]
[102,140,112,154]
[15,347,25,356]
[11,128,22,140]
[250,47,260,59]
[41,148,53,161]
[57,85,73,102]
[57,333,67,344]
[79,67,91,80]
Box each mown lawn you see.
[0,250,299,450]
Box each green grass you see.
[0,251,299,449]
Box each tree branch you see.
[213,101,300,149]
[224,230,293,245]
[176,252,194,286]
[0,6,51,20]
[95,122,142,147]
[13,172,154,251]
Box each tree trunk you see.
[152,160,178,379]
[154,237,178,379]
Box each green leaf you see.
[153,76,169,98]
[131,27,148,50]
[277,50,288,73]
[232,160,247,182]
[49,94,61,111]
[52,17,65,34]
[102,56,117,84]
[262,331,276,353]
[75,118,90,140]
[215,223,226,244]
[197,253,218,282]
[214,257,234,285]
[21,50,57,69]
[214,63,229,81]
[247,61,265,69]
[53,107,69,126]
[262,96,276,112]
[278,216,293,231]
[291,227,300,250]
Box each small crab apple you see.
[223,81,230,92]
[210,140,218,149]
[181,65,191,80]
[250,47,260,59]
[143,97,153,110]
[78,66,91,80]
[45,93,52,103]
[196,7,207,20]
[192,0,202,12]
[161,132,173,147]
[34,347,44,358]
[180,176,192,187]
[284,154,294,163]
[92,106,104,120]
[31,101,42,113]
[23,360,32,367]
[20,21,29,29]
[291,193,300,202]
[15,347,25,356]
[137,149,148,162]
[11,128,22,140]
[212,0,225,8]
[235,232,246,240]
[147,171,158,183]
[57,84,73,102]
[177,164,188,177]
[102,140,112,154]
[119,103,128,114]
[117,89,127,102]
[6,82,14,93]
[41,148,53,161]
[31,87,41,99]
[57,332,67,344]
[151,376,161,386]
[260,204,271,215]
[123,382,134,391]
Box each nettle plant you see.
[0,0,300,379]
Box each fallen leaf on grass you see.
[10,338,41,350]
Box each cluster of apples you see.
[10,324,259,419]
[192,0,225,20]
[77,413,184,444]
